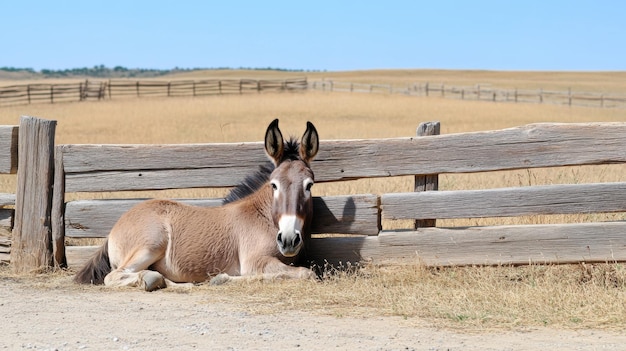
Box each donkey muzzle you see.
[276,215,304,257]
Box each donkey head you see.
[264,119,319,257]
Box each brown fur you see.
[74,119,319,290]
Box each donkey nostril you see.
[293,232,301,247]
[277,232,283,245]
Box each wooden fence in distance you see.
[5,117,626,271]
[310,80,626,109]
[0,78,308,106]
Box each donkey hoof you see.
[140,271,167,292]
[210,273,231,286]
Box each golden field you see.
[1,69,625,329]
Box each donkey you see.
[74,119,319,291]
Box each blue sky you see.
[2,1,625,71]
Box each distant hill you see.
[0,66,312,80]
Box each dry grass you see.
[2,261,625,330]
[1,70,625,329]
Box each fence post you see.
[539,88,543,103]
[50,86,54,104]
[108,79,112,99]
[51,145,66,268]
[515,88,518,103]
[99,82,105,100]
[193,81,196,97]
[601,94,604,108]
[425,82,429,97]
[414,121,440,229]
[568,87,572,106]
[136,81,140,97]
[167,82,171,97]
[27,85,31,104]
[11,116,56,272]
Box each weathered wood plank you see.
[11,116,56,272]
[67,222,626,268]
[309,222,626,266]
[382,182,626,220]
[59,123,626,192]
[0,236,10,253]
[64,167,251,192]
[64,194,380,238]
[0,125,19,174]
[0,193,16,207]
[64,198,221,238]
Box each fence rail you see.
[0,78,307,106]
[310,80,626,109]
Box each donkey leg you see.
[104,249,166,291]
[211,257,315,285]
[163,278,194,290]
[104,269,167,291]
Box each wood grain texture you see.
[414,121,440,228]
[64,194,380,238]
[0,125,18,174]
[51,147,66,267]
[59,123,626,192]
[11,116,56,272]
[71,221,626,268]
[382,182,626,220]
[308,222,626,266]
[0,193,16,207]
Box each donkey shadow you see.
[309,196,370,273]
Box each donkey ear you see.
[300,121,319,163]
[265,118,284,165]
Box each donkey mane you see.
[223,138,301,204]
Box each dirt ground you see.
[1,275,624,351]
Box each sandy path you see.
[1,279,624,351]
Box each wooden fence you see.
[0,124,18,263]
[310,80,626,109]
[5,117,626,272]
[0,78,308,106]
[3,77,625,109]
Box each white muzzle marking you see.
[277,214,304,257]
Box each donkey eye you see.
[271,182,278,191]
[303,178,314,192]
